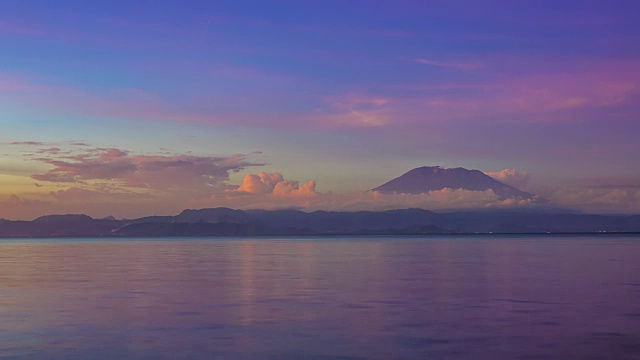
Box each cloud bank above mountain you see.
[1,142,639,220]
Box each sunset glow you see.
[1,1,639,219]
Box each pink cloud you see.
[386,59,640,126]
[0,194,51,220]
[295,60,640,130]
[4,58,638,132]
[485,169,531,189]
[416,60,640,121]
[233,172,317,197]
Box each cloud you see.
[6,144,639,219]
[3,145,551,220]
[36,147,65,154]
[337,59,640,133]
[9,141,46,146]
[547,186,640,214]
[0,188,163,221]
[533,175,640,214]
[571,176,640,189]
[233,172,318,197]
[30,147,261,194]
[414,58,482,70]
[421,60,640,119]
[316,93,391,127]
[485,169,531,189]
[221,187,535,212]
[4,56,639,133]
[32,149,135,183]
[291,60,640,131]
[0,194,51,220]
[190,172,539,212]
[0,73,220,125]
[1,144,265,220]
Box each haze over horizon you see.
[2,1,640,220]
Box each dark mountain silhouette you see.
[244,208,441,233]
[373,166,534,199]
[114,208,443,236]
[128,207,250,225]
[1,208,640,237]
[0,214,121,237]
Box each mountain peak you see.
[373,166,534,199]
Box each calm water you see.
[1,235,640,359]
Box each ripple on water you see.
[589,332,626,337]
[2,236,640,360]
[394,336,452,348]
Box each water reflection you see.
[1,236,640,359]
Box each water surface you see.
[1,235,640,359]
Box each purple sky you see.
[1,1,640,219]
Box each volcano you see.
[372,166,534,199]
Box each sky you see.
[1,0,640,219]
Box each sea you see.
[1,235,639,359]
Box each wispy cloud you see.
[0,73,223,125]
[547,186,640,214]
[414,57,483,70]
[10,141,46,146]
[0,19,45,37]
[315,92,392,127]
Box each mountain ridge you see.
[1,207,639,237]
[1,167,636,237]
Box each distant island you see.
[1,207,640,237]
[2,166,639,237]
